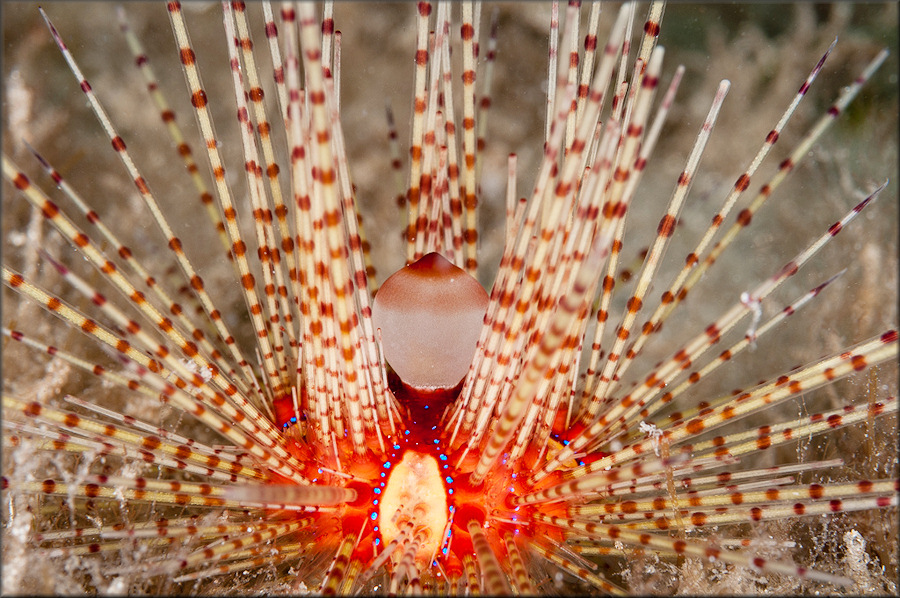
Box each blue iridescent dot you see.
[448,488,454,494]
[393,444,400,450]
[374,537,380,544]
[442,547,448,554]
[404,430,410,435]
[383,461,391,468]
[433,439,439,444]
[380,472,386,478]
[373,499,378,505]
[373,488,381,494]
[445,476,454,484]
[370,512,377,520]
[439,454,447,461]
[563,439,570,445]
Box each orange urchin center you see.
[270,338,571,582]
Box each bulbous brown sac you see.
[372,252,489,391]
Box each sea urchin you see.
[2,2,898,595]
